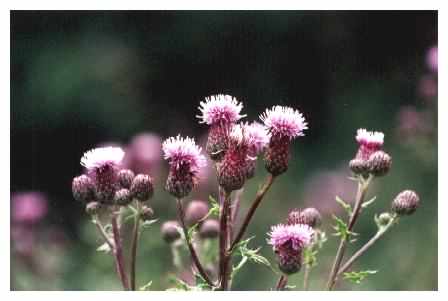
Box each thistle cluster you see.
[72,146,154,211]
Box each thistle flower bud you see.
[278,257,303,275]
[85,201,101,215]
[199,219,220,239]
[392,190,420,216]
[185,200,209,226]
[118,169,135,189]
[130,174,154,202]
[349,158,369,176]
[264,136,290,176]
[72,175,96,203]
[161,220,181,243]
[114,188,132,206]
[140,206,154,221]
[244,159,257,179]
[206,124,229,161]
[166,170,195,199]
[377,212,392,227]
[300,208,322,228]
[367,151,392,177]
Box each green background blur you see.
[11,11,437,290]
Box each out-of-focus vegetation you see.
[11,11,437,290]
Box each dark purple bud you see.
[130,174,154,202]
[392,190,420,216]
[72,175,96,203]
[118,169,135,189]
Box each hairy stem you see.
[176,198,215,287]
[230,175,276,251]
[130,202,141,290]
[276,275,288,290]
[327,174,373,290]
[336,215,397,277]
[111,209,130,290]
[219,191,232,290]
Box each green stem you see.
[327,174,373,290]
[130,202,141,290]
[336,215,398,278]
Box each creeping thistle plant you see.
[72,95,420,290]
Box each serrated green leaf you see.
[335,196,352,215]
[332,215,356,241]
[343,270,377,284]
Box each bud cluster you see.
[72,147,154,212]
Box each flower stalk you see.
[111,209,130,290]
[130,202,141,290]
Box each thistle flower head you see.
[268,223,314,251]
[260,106,308,139]
[244,122,270,155]
[162,135,206,173]
[80,147,125,170]
[197,94,246,125]
[356,129,384,148]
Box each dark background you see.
[11,11,437,290]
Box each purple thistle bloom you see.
[197,94,246,125]
[11,192,48,224]
[268,223,314,275]
[260,105,308,140]
[355,128,384,161]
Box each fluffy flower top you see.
[197,94,246,125]
[268,223,314,251]
[260,106,308,139]
[356,128,384,147]
[81,147,125,170]
[244,122,270,154]
[162,135,206,172]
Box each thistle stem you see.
[92,215,114,250]
[218,191,232,290]
[176,198,215,287]
[326,174,373,290]
[111,210,130,290]
[130,202,141,290]
[230,174,275,251]
[336,216,397,278]
[303,264,311,290]
[276,275,288,290]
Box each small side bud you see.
[140,206,154,221]
[85,201,101,215]
[118,169,135,189]
[185,200,209,226]
[72,175,96,203]
[161,220,181,243]
[377,212,392,227]
[199,219,219,239]
[300,208,322,228]
[130,174,154,202]
[114,188,132,206]
[349,158,369,175]
[392,190,420,216]
[367,151,392,177]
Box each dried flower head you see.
[197,94,246,125]
[268,223,314,275]
[163,135,206,198]
[260,106,308,139]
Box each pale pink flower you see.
[81,146,124,170]
[355,128,384,160]
[162,135,206,174]
[197,94,246,125]
[243,122,270,155]
[12,192,48,224]
[260,105,308,139]
[268,223,314,251]
[122,132,163,175]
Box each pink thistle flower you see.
[268,223,314,274]
[355,128,384,161]
[260,105,308,139]
[163,135,206,198]
[80,146,125,203]
[198,95,246,161]
[244,122,270,156]
[12,192,48,224]
[260,106,308,176]
[426,46,438,73]
[122,132,163,175]
[197,94,246,125]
